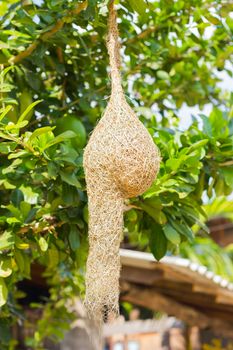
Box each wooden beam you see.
[194,307,233,323]
[216,292,233,306]
[192,284,233,306]
[150,286,217,306]
[121,283,233,337]
[162,266,196,284]
[192,284,218,295]
[121,266,164,286]
[156,287,233,314]
[152,280,194,294]
[121,283,210,328]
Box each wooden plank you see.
[120,249,233,307]
[150,283,233,313]
[194,307,233,323]
[193,305,233,324]
[162,263,219,289]
[122,251,230,296]
[151,286,217,306]
[216,293,233,306]
[121,283,233,337]
[180,298,233,317]
[192,284,218,295]
[158,272,233,305]
[121,266,164,285]
[152,279,194,294]
[162,267,196,284]
[121,283,211,328]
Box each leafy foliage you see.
[126,99,233,259]
[0,0,233,348]
[181,237,233,282]
[204,197,233,221]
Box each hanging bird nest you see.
[83,0,160,323]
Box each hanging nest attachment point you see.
[83,0,160,322]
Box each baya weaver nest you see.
[83,1,160,322]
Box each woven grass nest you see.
[83,1,160,323]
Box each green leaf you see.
[0,259,12,278]
[140,202,167,224]
[127,0,146,18]
[166,158,181,171]
[149,223,167,261]
[38,237,48,252]
[16,241,29,250]
[207,15,220,25]
[20,185,39,205]
[0,97,18,105]
[0,105,12,121]
[0,231,14,251]
[200,114,212,137]
[126,209,138,222]
[60,170,81,188]
[171,221,194,242]
[142,197,162,210]
[0,278,8,307]
[0,65,15,79]
[0,131,15,141]
[47,246,59,269]
[28,126,55,142]
[68,225,80,251]
[157,70,170,80]
[20,201,31,221]
[15,249,25,272]
[226,16,233,31]
[188,139,209,152]
[42,131,76,150]
[220,167,233,188]
[4,202,19,219]
[16,251,31,278]
[18,100,42,123]
[163,224,181,245]
[5,120,28,130]
[8,150,28,159]
[2,158,22,175]
[10,189,24,208]
[0,141,17,153]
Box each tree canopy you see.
[0,0,233,348]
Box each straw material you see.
[83,1,160,323]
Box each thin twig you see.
[123,204,142,212]
[28,114,48,127]
[219,160,233,167]
[18,219,65,234]
[9,0,88,64]
[124,25,159,45]
[59,86,107,111]
[59,98,79,111]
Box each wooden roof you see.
[120,249,233,337]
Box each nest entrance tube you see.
[83,1,160,324]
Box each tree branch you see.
[219,160,233,166]
[124,25,159,45]
[9,0,88,64]
[18,218,64,235]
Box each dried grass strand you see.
[83,0,160,325]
